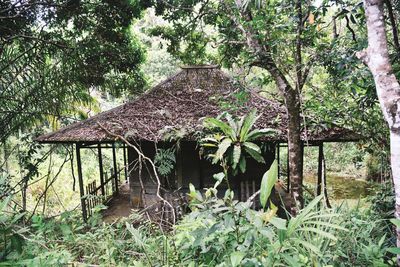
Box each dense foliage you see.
[1,0,400,266]
[0,0,150,141]
[200,110,275,186]
[0,184,396,266]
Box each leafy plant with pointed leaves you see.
[200,109,277,186]
[154,148,176,177]
[174,182,348,266]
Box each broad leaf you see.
[204,118,236,140]
[387,247,400,255]
[269,217,287,230]
[225,113,239,135]
[260,160,278,208]
[213,172,225,188]
[247,128,277,141]
[232,144,241,169]
[213,138,232,164]
[390,218,400,228]
[243,142,265,163]
[239,109,258,142]
[230,251,245,267]
[243,141,261,154]
[239,156,246,173]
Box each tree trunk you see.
[357,0,400,259]
[384,0,400,55]
[285,89,303,208]
[266,66,304,210]
[229,2,305,211]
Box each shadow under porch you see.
[74,140,331,222]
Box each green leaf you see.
[247,128,277,140]
[303,221,347,231]
[292,239,321,256]
[214,138,232,164]
[390,218,400,228]
[201,143,218,147]
[260,160,278,208]
[299,227,337,241]
[239,109,258,142]
[243,142,265,163]
[269,216,287,230]
[281,254,301,267]
[230,251,245,267]
[225,113,239,135]
[243,141,261,153]
[239,156,246,173]
[188,183,203,202]
[288,195,324,233]
[387,247,400,255]
[204,118,236,140]
[189,183,196,194]
[0,196,11,212]
[232,144,241,169]
[213,172,225,188]
[201,136,219,143]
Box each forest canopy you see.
[1,0,400,266]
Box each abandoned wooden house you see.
[36,65,359,220]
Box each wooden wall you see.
[128,141,275,207]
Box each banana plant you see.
[200,109,277,186]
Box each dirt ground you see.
[102,182,133,223]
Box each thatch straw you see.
[36,67,359,143]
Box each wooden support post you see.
[199,157,204,189]
[286,145,290,192]
[112,143,119,194]
[176,147,183,188]
[317,143,323,196]
[98,144,105,196]
[276,143,280,180]
[300,142,304,205]
[123,145,128,181]
[76,143,87,222]
[322,147,331,208]
[105,171,109,196]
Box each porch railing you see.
[84,166,125,217]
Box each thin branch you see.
[97,122,176,224]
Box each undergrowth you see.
[1,184,397,266]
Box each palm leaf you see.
[292,238,322,256]
[287,195,324,234]
[297,227,338,241]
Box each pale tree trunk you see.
[357,0,400,256]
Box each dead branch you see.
[97,122,176,224]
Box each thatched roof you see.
[36,66,359,144]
